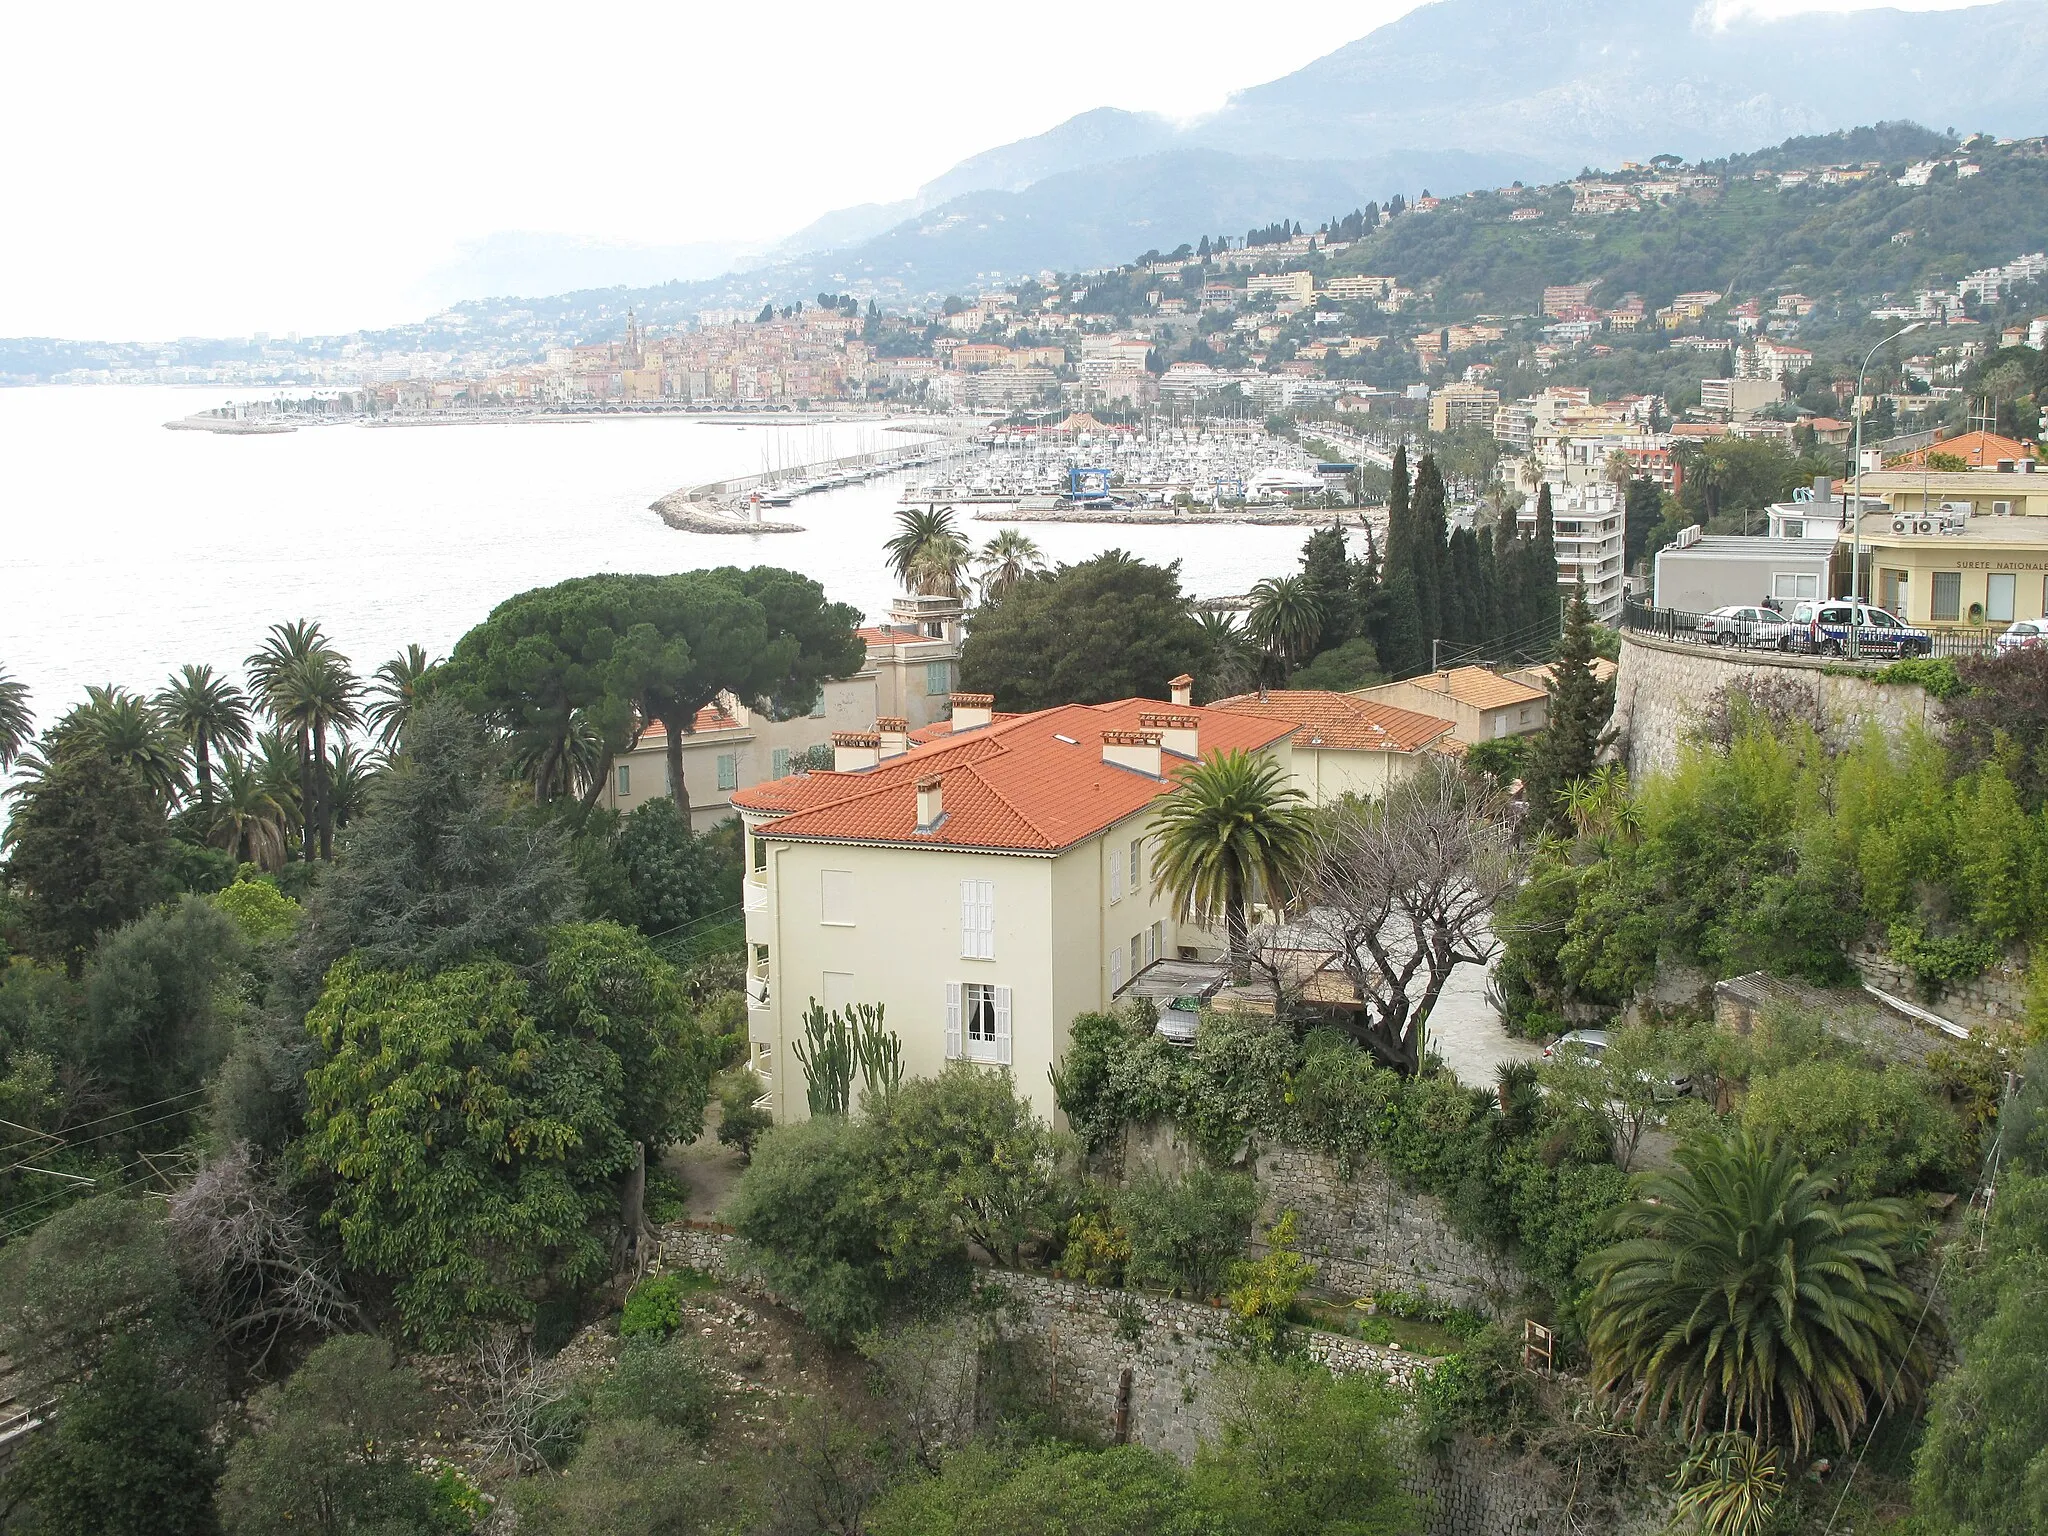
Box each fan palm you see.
[1148,747,1314,977]
[364,644,436,753]
[975,529,1045,602]
[1582,1126,1930,1457]
[69,685,190,805]
[1245,575,1324,673]
[885,506,969,595]
[0,665,32,771]
[209,752,288,871]
[155,663,251,810]
[252,729,305,849]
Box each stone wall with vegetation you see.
[1612,630,1946,780]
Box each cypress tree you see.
[1411,453,1449,645]
[1298,525,1357,650]
[1384,444,1412,582]
[1374,571,1427,679]
[1528,482,1559,643]
[1522,577,1615,832]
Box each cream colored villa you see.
[1208,688,1455,801]
[730,695,1296,1124]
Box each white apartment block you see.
[1522,480,1626,622]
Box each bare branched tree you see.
[166,1143,356,1366]
[470,1325,577,1473]
[1299,763,1520,1073]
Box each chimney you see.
[915,774,944,832]
[950,691,994,731]
[877,717,910,758]
[1101,729,1164,778]
[1813,474,1832,505]
[833,731,880,771]
[1169,673,1194,708]
[1139,711,1200,758]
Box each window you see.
[1109,943,1124,992]
[1130,934,1142,979]
[946,981,1011,1064]
[716,753,738,791]
[925,660,951,697]
[1931,571,1962,622]
[823,971,855,1012]
[1109,846,1125,903]
[1150,920,1164,963]
[771,747,791,778]
[1782,518,1805,540]
[1518,708,1531,727]
[616,764,631,797]
[1987,572,2016,623]
[1129,837,1142,892]
[752,831,767,870]
[809,694,828,719]
[1773,572,1820,601]
[960,879,994,959]
[820,869,854,926]
[1493,714,1508,739]
[1881,569,1907,615]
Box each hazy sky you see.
[0,0,1987,341]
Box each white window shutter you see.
[994,986,1012,1065]
[1110,847,1124,902]
[959,879,974,953]
[1110,945,1123,992]
[945,982,962,1060]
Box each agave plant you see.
[1670,1432,1785,1536]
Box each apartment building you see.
[1700,377,1785,420]
[1428,382,1502,433]
[600,593,962,830]
[1246,271,1315,308]
[1855,458,2048,627]
[732,695,1297,1124]
[1523,480,1626,621]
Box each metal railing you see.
[1620,599,2001,660]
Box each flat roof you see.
[1657,536,1838,560]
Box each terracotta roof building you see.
[1356,666,1549,744]
[1207,689,1454,801]
[731,698,1297,1125]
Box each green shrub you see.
[1226,1211,1317,1360]
[1886,920,1999,997]
[715,1075,773,1161]
[619,1272,687,1339]
[212,875,303,946]
[1115,1166,1258,1300]
[1414,1326,1539,1449]
[1739,1057,1971,1198]
[1869,656,1965,698]
[591,1336,718,1441]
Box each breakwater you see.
[650,426,959,534]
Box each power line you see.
[0,1087,210,1165]
[0,1100,215,1178]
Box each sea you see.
[0,386,1313,728]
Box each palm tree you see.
[326,741,375,834]
[70,685,190,805]
[1245,575,1323,676]
[1195,610,1253,699]
[0,665,32,771]
[249,623,358,860]
[975,529,1045,602]
[885,506,969,596]
[1582,1126,1930,1457]
[248,621,325,861]
[1148,748,1315,977]
[209,753,288,871]
[1604,448,1635,496]
[156,664,251,810]
[364,644,436,753]
[252,729,305,854]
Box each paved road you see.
[1423,955,1544,1088]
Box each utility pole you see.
[1848,321,1926,658]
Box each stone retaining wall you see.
[1612,631,1946,781]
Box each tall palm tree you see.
[325,741,375,834]
[1195,610,1253,699]
[252,729,305,855]
[0,665,32,772]
[885,506,969,596]
[1148,748,1315,977]
[248,621,324,861]
[209,752,288,871]
[249,623,358,860]
[1245,575,1323,676]
[975,529,1045,603]
[70,685,190,805]
[1582,1126,1930,1457]
[156,664,251,811]
[364,644,436,754]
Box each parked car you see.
[1996,618,2047,655]
[1542,1028,1609,1062]
[1695,605,1791,649]
[1785,600,1933,657]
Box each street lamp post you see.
[1848,321,1926,658]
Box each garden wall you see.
[1611,631,1946,781]
[655,1223,1664,1536]
[1118,1122,1531,1312]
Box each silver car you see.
[1695,605,1789,649]
[1996,618,2047,655]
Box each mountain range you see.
[620,0,2044,311]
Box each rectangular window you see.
[925,660,951,697]
[1129,837,1142,892]
[960,879,995,959]
[1987,572,2016,623]
[1881,569,1906,616]
[1493,714,1508,739]
[1931,571,1962,622]
[1782,519,1805,540]
[1109,846,1125,903]
[1150,920,1164,964]
[947,982,1010,1064]
[1773,572,1820,601]
[821,870,854,926]
[810,694,828,719]
[771,747,791,778]
[616,764,630,797]
[752,830,767,870]
[1109,944,1124,993]
[1130,934,1142,979]
[716,753,738,791]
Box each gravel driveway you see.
[1423,954,1543,1088]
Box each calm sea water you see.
[0,386,1312,729]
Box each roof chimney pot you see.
[1101,729,1164,778]
[915,774,944,832]
[1169,673,1194,708]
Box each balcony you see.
[745,968,770,1010]
[743,873,767,912]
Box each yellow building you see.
[1356,666,1549,743]
[1852,464,2048,627]
[1208,689,1455,801]
[730,699,1295,1124]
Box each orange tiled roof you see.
[631,703,744,746]
[1395,666,1546,712]
[733,699,1294,853]
[1508,658,1617,692]
[1208,690,1453,753]
[857,623,944,648]
[909,712,1023,744]
[1885,430,2037,469]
